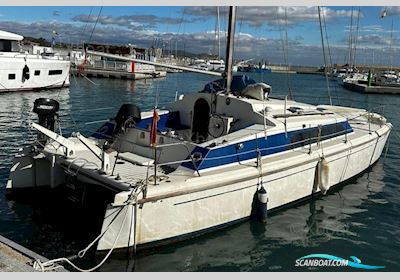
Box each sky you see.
[0,6,399,66]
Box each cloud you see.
[184,6,359,28]
[338,31,399,47]
[72,14,196,30]
[355,24,398,33]
[344,24,398,35]
[1,18,398,67]
[355,34,399,46]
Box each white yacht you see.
[377,70,399,84]
[331,67,355,81]
[338,72,368,86]
[192,59,237,73]
[207,59,225,72]
[5,8,391,256]
[0,30,70,93]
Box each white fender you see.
[318,157,330,195]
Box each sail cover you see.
[201,75,257,94]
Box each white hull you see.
[97,124,390,250]
[0,54,70,92]
[7,115,390,251]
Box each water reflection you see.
[0,74,399,272]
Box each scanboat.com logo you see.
[295,254,385,270]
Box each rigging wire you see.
[353,7,361,69]
[82,7,93,44]
[389,19,394,70]
[322,7,333,74]
[321,7,339,103]
[212,7,218,57]
[347,7,354,68]
[279,7,293,100]
[236,8,244,75]
[284,8,293,100]
[318,6,333,106]
[88,6,103,44]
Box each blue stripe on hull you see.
[183,121,353,170]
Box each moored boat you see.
[0,30,70,93]
[5,7,392,255]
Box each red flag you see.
[150,107,159,146]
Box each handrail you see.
[44,104,387,173]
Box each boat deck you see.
[53,146,192,193]
[43,109,388,198]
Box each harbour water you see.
[0,72,399,271]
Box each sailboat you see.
[6,7,391,253]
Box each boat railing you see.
[272,94,388,110]
[145,106,386,172]
[51,103,386,186]
[91,60,128,71]
[134,125,355,174]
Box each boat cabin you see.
[93,76,352,173]
[0,30,23,53]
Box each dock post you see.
[367,70,372,87]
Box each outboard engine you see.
[33,98,60,144]
[114,104,141,133]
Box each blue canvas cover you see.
[201,75,257,94]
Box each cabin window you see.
[8,73,15,80]
[0,40,12,52]
[289,123,350,149]
[320,123,347,139]
[49,70,63,75]
[34,70,40,76]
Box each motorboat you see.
[0,30,70,93]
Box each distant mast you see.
[225,6,236,94]
[217,6,221,59]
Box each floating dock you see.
[0,235,67,272]
[71,68,167,80]
[343,81,400,95]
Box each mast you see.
[352,7,361,68]
[348,7,354,70]
[389,19,394,71]
[225,6,236,94]
[217,6,221,59]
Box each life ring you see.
[317,157,330,194]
